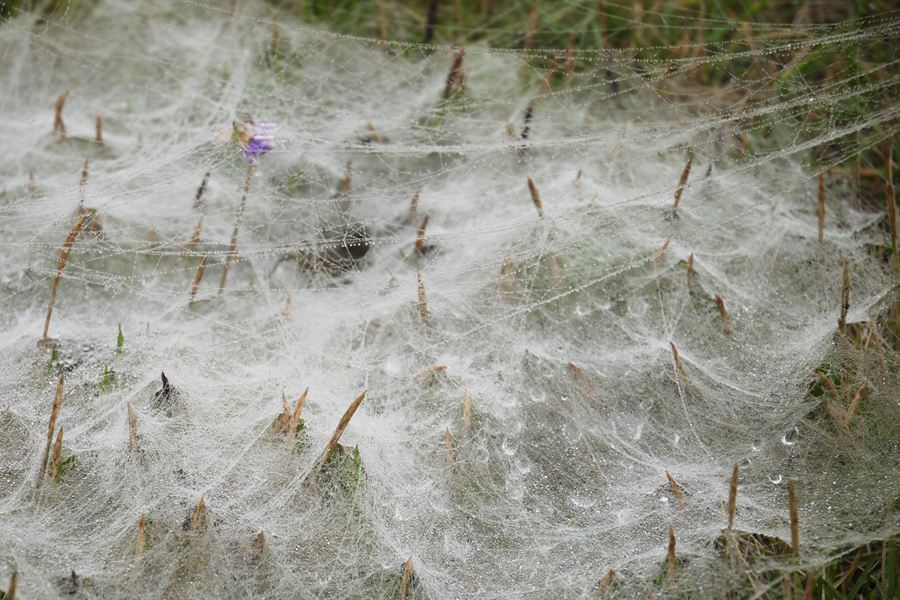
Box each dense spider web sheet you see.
[0,0,898,597]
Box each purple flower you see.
[233,121,275,165]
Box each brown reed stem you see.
[255,530,267,555]
[187,215,204,250]
[715,294,733,335]
[817,173,826,243]
[655,239,670,266]
[542,55,559,93]
[527,177,543,218]
[564,33,576,76]
[49,425,64,482]
[194,172,210,209]
[41,373,64,474]
[190,495,206,532]
[404,189,421,225]
[122,401,139,454]
[424,0,438,43]
[727,463,739,529]
[520,103,533,140]
[669,341,686,382]
[315,391,367,473]
[415,214,430,255]
[843,380,868,427]
[596,569,614,597]
[134,514,146,556]
[190,255,207,302]
[417,270,430,323]
[802,571,814,600]
[444,428,455,465]
[443,48,465,99]
[5,570,16,600]
[665,470,683,502]
[667,526,677,580]
[787,480,799,556]
[376,0,388,40]
[218,164,253,295]
[523,5,538,53]
[54,91,69,138]
[79,159,89,210]
[673,154,693,211]
[42,211,88,344]
[398,555,414,600]
[95,115,103,145]
[463,388,472,427]
[838,261,850,333]
[286,387,309,447]
[686,253,694,290]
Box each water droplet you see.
[781,426,799,446]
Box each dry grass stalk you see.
[417,270,430,323]
[655,239,670,266]
[127,403,138,453]
[194,172,210,209]
[686,253,695,290]
[802,571,815,600]
[190,255,207,302]
[5,569,17,600]
[787,480,799,556]
[41,373,65,474]
[781,574,792,600]
[134,514,146,556]
[523,5,538,52]
[817,173,825,242]
[285,387,309,446]
[843,380,868,427]
[255,530,267,555]
[596,0,607,46]
[398,555,414,600]
[404,190,421,225]
[527,177,544,218]
[366,122,383,143]
[714,294,733,335]
[542,55,560,93]
[187,215,204,250]
[190,495,207,532]
[315,390,367,473]
[54,91,69,138]
[28,168,36,196]
[838,261,850,334]
[727,463,739,529]
[574,169,583,186]
[596,569,614,597]
[673,154,693,211]
[443,48,465,99]
[414,214,430,255]
[376,0,388,40]
[424,0,438,43]
[564,33,576,76]
[669,342,686,382]
[520,103,533,140]
[42,211,88,343]
[94,115,103,145]
[79,159,89,209]
[667,526,677,580]
[218,164,254,295]
[282,294,292,319]
[270,11,279,57]
[462,389,472,427]
[567,362,587,383]
[665,470,683,502]
[444,429,454,465]
[49,425,64,482]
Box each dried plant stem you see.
[443,48,465,99]
[41,374,65,474]
[218,164,253,295]
[686,253,695,290]
[282,294,292,319]
[887,144,897,252]
[655,239,670,266]
[787,480,799,556]
[404,190,420,225]
[527,177,543,218]
[376,0,388,40]
[398,555,414,600]
[444,429,454,465]
[714,294,733,335]
[194,172,210,209]
[817,173,826,242]
[5,570,16,600]
[414,214,430,255]
[838,261,850,333]
[417,270,430,323]
[673,154,693,211]
[190,255,207,302]
[802,571,815,600]
[667,527,677,580]
[285,387,309,447]
[596,569,614,597]
[542,55,559,93]
[564,34,575,76]
[270,11,279,56]
[187,215,204,250]
[190,495,206,532]
[424,0,438,43]
[669,342,686,382]
[462,389,472,427]
[520,103,533,141]
[124,403,138,453]
[95,115,103,145]
[523,5,538,53]
[255,530,267,555]
[79,159,89,210]
[843,380,868,427]
[49,425,64,482]
[134,514,146,556]
[42,211,88,344]
[315,391,366,473]
[665,470,683,502]
[54,91,69,138]
[727,463,739,529]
